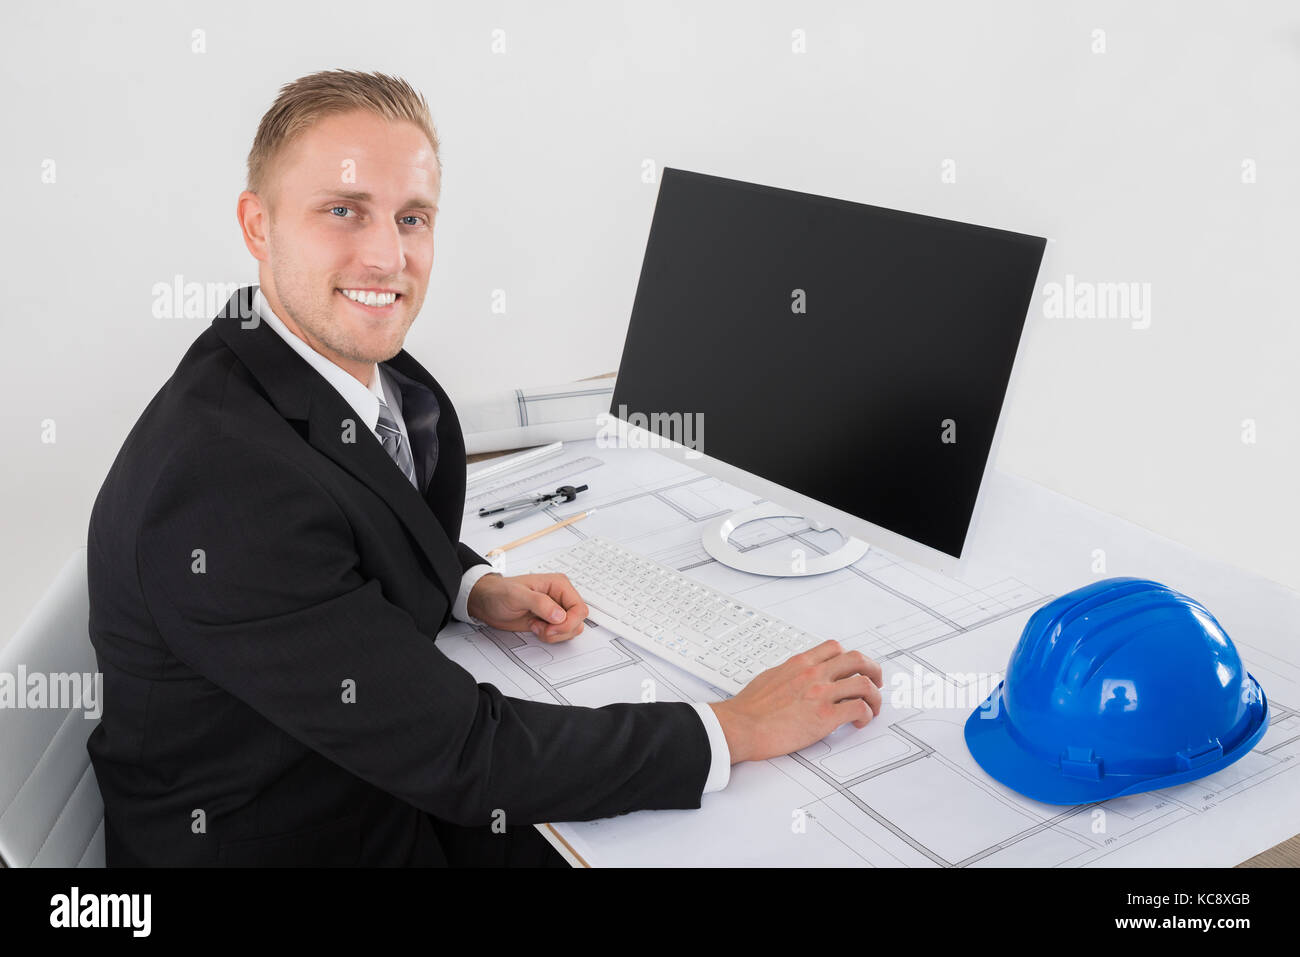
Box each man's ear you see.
[236,189,271,263]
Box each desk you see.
[465,444,1300,867]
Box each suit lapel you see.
[211,285,466,607]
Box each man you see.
[86,69,883,867]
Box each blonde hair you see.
[246,69,441,207]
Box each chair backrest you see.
[0,547,104,867]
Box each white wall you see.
[2,0,1297,642]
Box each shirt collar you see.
[252,287,385,434]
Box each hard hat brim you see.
[963,675,1270,806]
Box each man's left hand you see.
[466,572,590,642]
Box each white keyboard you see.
[530,536,821,695]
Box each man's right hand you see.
[708,640,883,764]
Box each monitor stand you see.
[700,502,870,577]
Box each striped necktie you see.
[375,396,419,488]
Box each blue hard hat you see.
[964,577,1269,805]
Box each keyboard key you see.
[703,619,735,639]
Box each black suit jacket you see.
[86,285,710,866]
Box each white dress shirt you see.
[251,287,731,793]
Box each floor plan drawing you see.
[446,440,1300,867]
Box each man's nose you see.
[358,218,406,276]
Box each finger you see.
[543,574,588,618]
[800,639,844,666]
[522,581,569,626]
[539,575,589,638]
[830,674,883,717]
[538,619,586,644]
[824,650,884,687]
[833,697,875,730]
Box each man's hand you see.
[708,640,884,763]
[466,571,590,642]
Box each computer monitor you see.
[604,167,1047,578]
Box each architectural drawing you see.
[445,440,1300,866]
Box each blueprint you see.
[446,439,1300,867]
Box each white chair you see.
[0,547,104,867]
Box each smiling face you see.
[237,109,440,384]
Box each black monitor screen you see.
[610,168,1046,558]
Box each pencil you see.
[485,508,597,558]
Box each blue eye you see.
[328,206,426,227]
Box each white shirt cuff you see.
[455,563,500,625]
[690,702,732,793]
